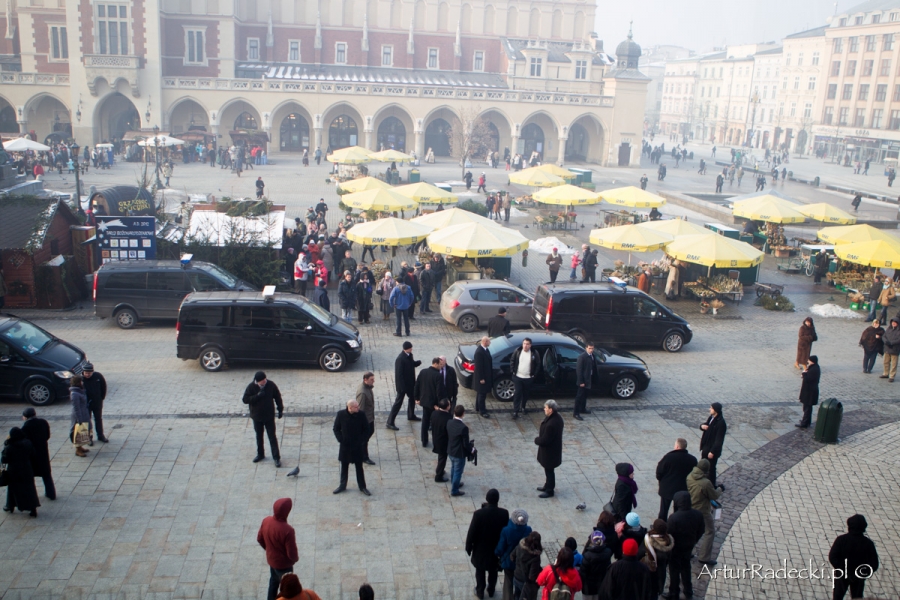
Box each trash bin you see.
[408,168,421,183]
[391,171,400,185]
[813,176,820,186]
[813,397,843,443]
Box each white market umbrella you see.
[3,138,51,152]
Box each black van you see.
[176,289,362,372]
[94,260,255,329]
[530,282,693,352]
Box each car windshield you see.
[299,298,335,326]
[0,321,53,355]
[487,336,514,354]
[198,264,239,288]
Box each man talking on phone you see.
[243,371,285,467]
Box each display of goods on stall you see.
[707,274,743,294]
[831,269,873,291]
[793,237,818,246]
[683,281,717,299]
[418,249,433,264]
[765,223,786,249]
[370,260,387,282]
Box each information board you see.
[97,216,157,263]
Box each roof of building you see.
[0,197,74,252]
[755,46,784,55]
[247,63,508,88]
[841,0,900,14]
[500,38,615,66]
[785,25,828,39]
[697,51,728,62]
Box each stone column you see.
[414,118,424,158]
[364,115,374,150]
[557,136,567,166]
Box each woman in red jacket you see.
[536,547,582,600]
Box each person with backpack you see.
[513,532,544,600]
[579,531,613,600]
[642,519,674,598]
[536,547,582,600]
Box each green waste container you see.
[813,398,843,443]
[408,168,421,183]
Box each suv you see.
[531,282,692,352]
[176,290,362,372]
[94,260,255,329]
[0,315,88,405]
[440,280,534,332]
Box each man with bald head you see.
[333,399,371,496]
[473,336,493,418]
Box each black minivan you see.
[176,289,363,372]
[94,260,255,329]
[530,282,693,352]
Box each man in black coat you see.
[574,343,596,420]
[699,402,727,486]
[487,307,511,338]
[332,399,371,496]
[387,341,422,429]
[465,489,509,600]
[473,337,493,418]
[21,408,55,500]
[418,262,435,313]
[431,399,453,482]
[414,357,444,447]
[510,338,540,418]
[82,362,108,443]
[242,371,285,467]
[535,400,564,498]
[829,514,879,600]
[598,538,651,600]
[796,355,820,428]
[664,491,705,600]
[438,356,459,411]
[655,437,698,520]
[447,405,470,496]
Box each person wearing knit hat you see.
[597,537,651,599]
[242,372,284,468]
[625,512,640,527]
[495,508,533,600]
[699,402,727,486]
[580,530,613,600]
[466,489,509,599]
[81,361,108,445]
[618,511,647,561]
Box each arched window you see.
[329,115,358,150]
[280,113,310,151]
[437,2,449,31]
[506,6,518,36]
[377,116,407,151]
[425,118,451,156]
[484,5,494,34]
[521,123,544,158]
[551,10,562,38]
[234,111,258,130]
[573,11,585,39]
[461,3,472,32]
[529,8,540,37]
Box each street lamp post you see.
[152,124,163,190]
[70,142,81,212]
[747,92,760,148]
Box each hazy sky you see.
[595,0,844,54]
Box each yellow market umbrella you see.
[346,217,434,246]
[589,225,673,252]
[342,188,417,212]
[509,167,566,188]
[427,222,529,257]
[796,203,857,225]
[636,219,711,237]
[816,223,900,245]
[533,184,602,206]
[327,146,372,164]
[411,207,501,229]
[394,182,459,204]
[600,186,667,208]
[338,176,392,194]
[665,233,764,268]
[368,149,413,163]
[732,195,806,223]
[834,239,900,268]
[536,164,577,180]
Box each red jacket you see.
[257,498,299,570]
[536,564,582,600]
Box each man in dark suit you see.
[21,407,55,500]
[431,399,453,482]
[797,355,820,428]
[535,400,564,498]
[387,341,422,430]
[332,399,371,496]
[574,343,596,420]
[242,371,285,467]
[487,308,511,338]
[465,489,509,600]
[438,356,459,411]
[655,437,698,520]
[447,405,470,496]
[473,336,493,418]
[699,402,727,486]
[414,357,444,447]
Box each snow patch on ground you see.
[529,237,577,255]
[809,304,865,319]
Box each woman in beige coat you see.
[665,260,680,300]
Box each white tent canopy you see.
[3,138,51,152]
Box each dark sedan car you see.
[0,315,88,406]
[454,331,651,401]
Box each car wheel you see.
[320,348,347,372]
[458,314,479,333]
[115,308,137,329]
[24,381,55,406]
[199,347,225,372]
[611,374,638,399]
[663,332,684,353]
[492,377,516,402]
[570,331,588,345]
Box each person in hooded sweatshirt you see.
[643,519,674,599]
[495,508,532,600]
[579,530,613,600]
[257,498,299,600]
[612,463,638,522]
[829,514,879,600]
[513,531,544,600]
[663,491,705,600]
[536,547,582,600]
[686,458,723,566]
[598,538,651,600]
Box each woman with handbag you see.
[70,376,91,457]
[2,427,40,517]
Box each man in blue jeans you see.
[866,276,884,322]
[446,405,470,496]
[389,282,415,336]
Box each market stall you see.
[341,188,417,213]
[345,217,434,247]
[589,224,672,269]
[796,203,857,225]
[532,184,601,231]
[816,223,900,245]
[508,167,566,188]
[411,207,501,229]
[337,176,392,194]
[600,186,667,209]
[327,145,373,180]
[427,222,529,281]
[394,182,459,205]
[665,233,765,295]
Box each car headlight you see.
[686,324,692,331]
[54,370,74,379]
[346,339,360,349]
[643,368,651,378]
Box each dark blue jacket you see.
[495,520,533,570]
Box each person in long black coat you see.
[2,428,40,517]
[438,356,459,411]
[829,514,879,600]
[387,342,421,428]
[332,400,370,495]
[465,489,509,600]
[574,343,596,419]
[473,337,493,418]
[655,438,697,520]
[797,355,820,428]
[21,407,55,500]
[666,491,705,600]
[414,358,444,447]
[612,462,638,523]
[598,538,651,600]
[699,402,727,486]
[534,400,564,498]
[431,399,452,482]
